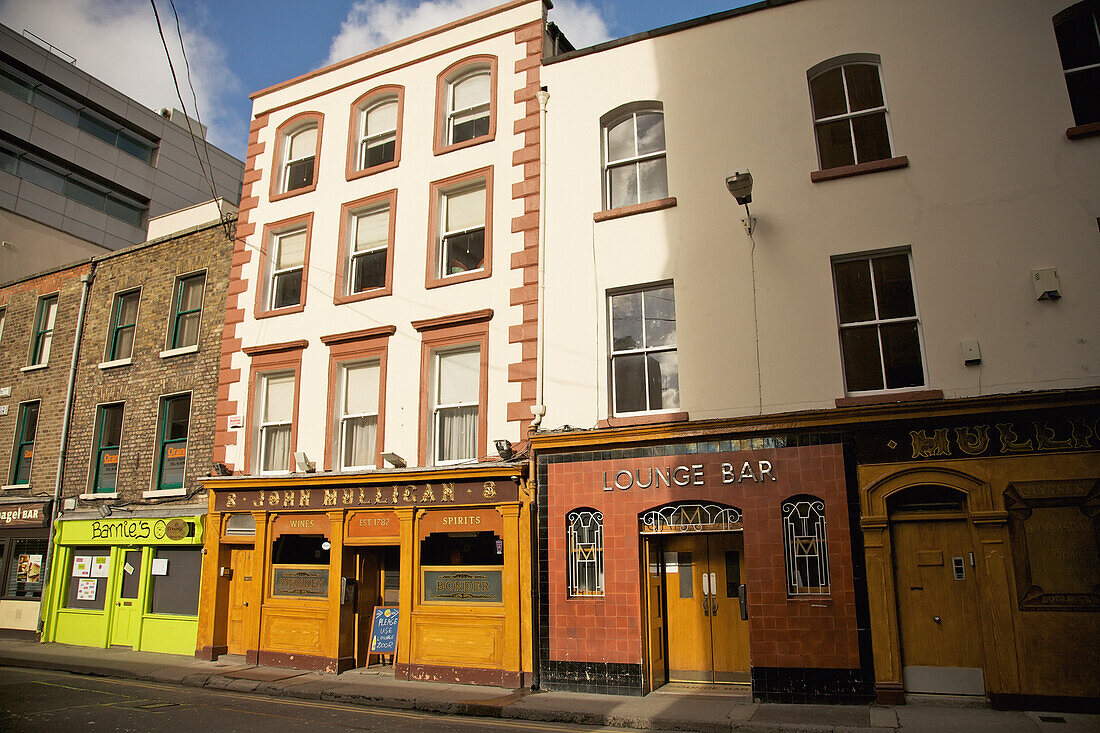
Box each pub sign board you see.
[368,606,399,654]
[214,478,518,513]
[271,566,329,598]
[422,568,504,604]
[0,501,50,527]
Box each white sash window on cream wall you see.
[282,125,316,192]
[360,100,397,169]
[259,373,294,473]
[439,183,485,277]
[339,362,379,470]
[448,70,490,144]
[270,228,306,309]
[432,347,479,464]
[349,206,389,293]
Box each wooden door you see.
[643,539,667,691]
[893,519,985,694]
[109,549,142,647]
[226,546,254,656]
[664,535,711,681]
[708,534,750,682]
[357,551,381,666]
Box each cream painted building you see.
[532,0,1100,706]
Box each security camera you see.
[725,170,753,205]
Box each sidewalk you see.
[0,638,1095,732]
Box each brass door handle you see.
[933,616,942,624]
[711,597,718,616]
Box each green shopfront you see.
[42,514,204,654]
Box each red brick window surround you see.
[413,310,492,467]
[347,85,404,179]
[433,54,498,156]
[321,326,394,472]
[256,212,313,318]
[334,190,396,305]
[425,166,493,289]
[269,111,323,201]
[243,341,306,475]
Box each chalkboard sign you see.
[368,606,399,654]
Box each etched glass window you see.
[567,509,604,597]
[782,496,830,595]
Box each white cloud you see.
[0,0,246,156]
[327,0,611,65]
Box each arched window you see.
[782,495,830,595]
[270,112,322,199]
[567,509,604,597]
[808,54,893,171]
[434,55,497,155]
[601,102,668,211]
[348,85,403,178]
[1053,2,1100,128]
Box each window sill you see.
[333,286,392,306]
[346,159,399,180]
[1066,122,1100,140]
[594,196,677,223]
[424,267,490,290]
[598,411,689,428]
[835,388,943,408]
[79,492,118,500]
[787,594,832,603]
[434,133,494,157]
[98,357,132,370]
[20,363,48,373]
[160,344,199,359]
[269,182,317,202]
[143,488,186,498]
[810,155,909,182]
[255,303,306,319]
[1,484,31,491]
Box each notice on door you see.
[368,606,399,654]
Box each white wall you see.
[539,0,1099,429]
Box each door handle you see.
[933,615,941,624]
[243,601,249,607]
[710,573,718,616]
[738,584,748,621]
[701,572,710,616]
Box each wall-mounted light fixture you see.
[212,462,231,476]
[494,439,514,460]
[293,451,316,473]
[725,170,756,235]
[382,452,406,468]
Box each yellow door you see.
[109,549,142,647]
[643,539,667,690]
[226,546,254,656]
[893,519,985,694]
[357,551,380,666]
[663,534,750,683]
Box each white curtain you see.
[342,416,377,468]
[445,186,485,233]
[287,126,316,160]
[263,425,290,472]
[354,209,388,253]
[365,100,397,136]
[438,405,476,462]
[276,229,306,269]
[452,71,489,111]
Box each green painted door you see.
[109,549,143,647]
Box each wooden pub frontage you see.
[196,463,534,686]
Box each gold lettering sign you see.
[213,478,518,513]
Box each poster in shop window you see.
[76,578,97,601]
[368,606,399,654]
[16,554,42,583]
[91,556,109,578]
[73,556,91,577]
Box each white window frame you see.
[1054,2,1100,126]
[608,283,679,416]
[281,124,317,193]
[447,68,491,145]
[437,181,486,278]
[358,98,398,170]
[430,346,480,466]
[268,227,306,310]
[808,57,894,170]
[337,361,380,471]
[831,249,927,396]
[258,373,294,475]
[347,204,389,295]
[602,107,667,210]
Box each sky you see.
[0,0,753,159]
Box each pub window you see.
[224,513,256,537]
[270,533,330,599]
[567,509,604,597]
[148,548,201,616]
[64,546,111,610]
[2,537,47,600]
[420,529,503,606]
[91,403,124,493]
[272,534,329,565]
[420,531,502,566]
[782,495,831,595]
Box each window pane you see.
[0,68,32,102]
[104,197,143,227]
[342,415,377,468]
[852,111,891,163]
[180,276,204,310]
[452,71,490,110]
[647,351,679,410]
[118,293,139,325]
[872,254,916,319]
[352,249,387,292]
[1066,66,1100,126]
[19,158,65,194]
[443,229,484,274]
[445,186,485,231]
[77,112,118,145]
[263,425,291,472]
[264,376,294,423]
[438,349,479,404]
[42,299,57,330]
[165,396,190,440]
[815,119,855,169]
[64,178,106,210]
[610,291,642,351]
[272,271,302,308]
[880,322,924,389]
[833,259,875,323]
[637,157,668,203]
[96,448,118,491]
[366,100,397,134]
[113,328,134,360]
[363,138,395,167]
[276,230,306,268]
[643,286,676,347]
[285,157,314,190]
[176,312,200,348]
[608,163,638,209]
[287,126,317,159]
[451,112,489,143]
[102,405,124,445]
[635,112,665,154]
[840,325,884,392]
[0,147,17,174]
[33,90,78,125]
[606,117,635,162]
[117,131,155,163]
[344,363,380,415]
[437,405,477,462]
[22,403,40,442]
[613,354,646,413]
[844,64,884,112]
[354,209,388,251]
[810,67,847,119]
[1055,9,1100,70]
[149,548,201,616]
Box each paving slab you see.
[895,705,1039,732]
[751,704,870,728]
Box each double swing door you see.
[662,533,750,683]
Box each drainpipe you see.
[530,88,550,431]
[36,267,95,635]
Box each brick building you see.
[0,259,91,635]
[31,200,235,654]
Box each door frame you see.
[859,464,1019,703]
[107,547,145,648]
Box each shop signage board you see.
[368,606,399,654]
[347,511,400,539]
[0,501,50,527]
[213,478,518,513]
[56,516,204,545]
[422,568,504,604]
[271,566,329,597]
